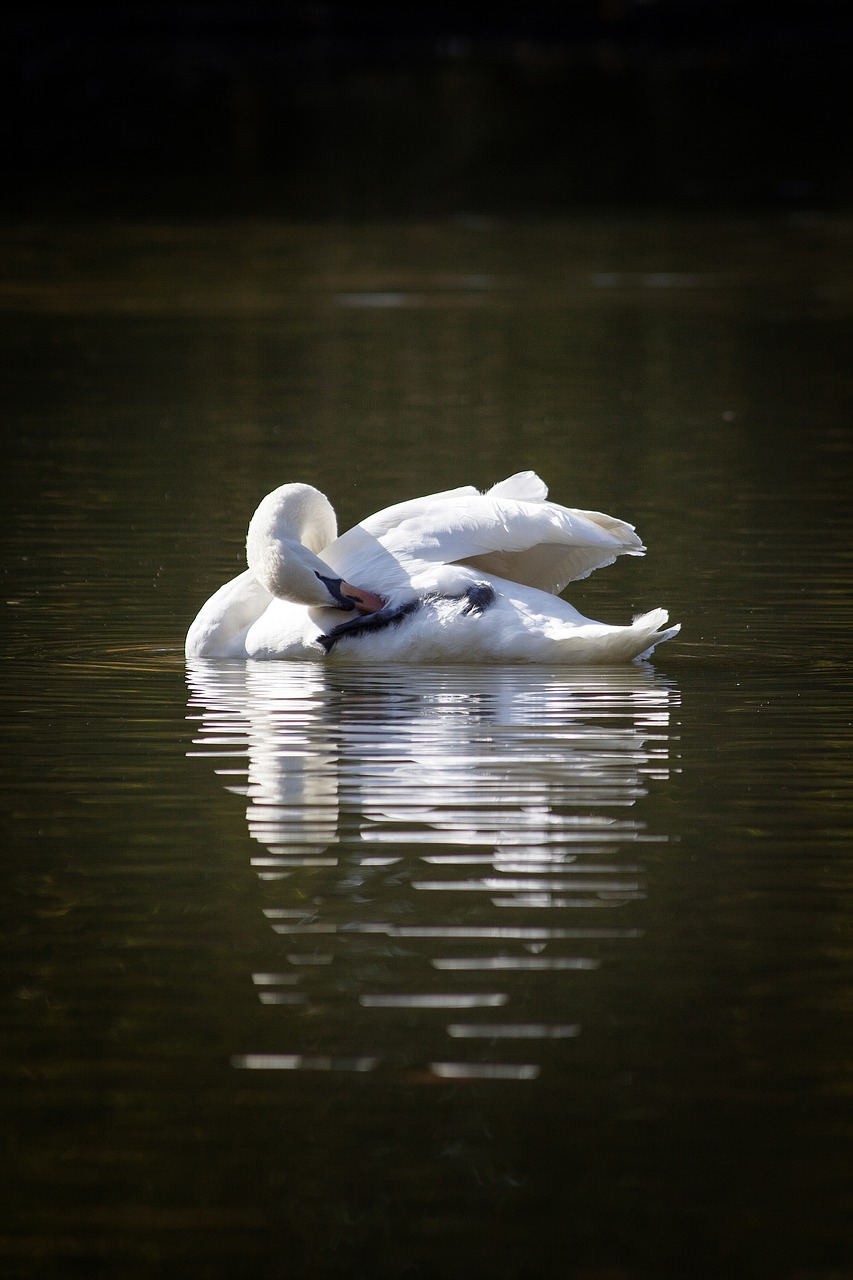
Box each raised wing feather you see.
[388,498,644,593]
[484,470,549,502]
[324,472,644,597]
[356,483,481,537]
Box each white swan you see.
[185,471,679,664]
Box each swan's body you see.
[185,472,679,664]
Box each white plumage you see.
[185,471,679,664]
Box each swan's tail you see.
[550,607,680,664]
[629,608,681,661]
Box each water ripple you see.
[187,661,679,1080]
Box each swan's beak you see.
[314,571,386,614]
[339,582,386,615]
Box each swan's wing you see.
[464,470,643,590]
[455,502,645,591]
[383,493,645,594]
[324,472,644,597]
[355,484,481,537]
[321,484,482,595]
[335,475,537,547]
[322,474,542,579]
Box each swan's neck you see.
[246,484,339,606]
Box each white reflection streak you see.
[413,878,644,892]
[431,957,600,971]
[360,994,509,1008]
[189,662,340,863]
[251,856,338,868]
[262,919,643,939]
[232,1054,379,1072]
[429,1063,540,1081]
[447,1024,580,1039]
[491,894,645,908]
[186,661,678,1081]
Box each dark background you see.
[6,1,852,219]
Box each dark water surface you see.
[2,217,852,1278]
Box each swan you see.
[185,471,679,663]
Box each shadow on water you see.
[186,660,680,1082]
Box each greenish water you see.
[2,216,852,1278]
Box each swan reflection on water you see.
[186,660,680,1082]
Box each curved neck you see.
[245,484,339,605]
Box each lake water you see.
[2,216,852,1278]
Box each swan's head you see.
[249,483,338,556]
[246,483,384,614]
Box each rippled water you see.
[2,217,852,1278]
[187,661,677,1083]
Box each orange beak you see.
[340,582,386,615]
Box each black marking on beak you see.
[314,572,359,611]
